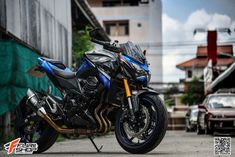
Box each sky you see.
[162,0,235,82]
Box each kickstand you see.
[89,136,103,153]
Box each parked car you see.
[185,105,198,132]
[197,93,235,135]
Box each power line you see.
[138,40,235,48]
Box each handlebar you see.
[91,38,110,46]
[91,38,123,53]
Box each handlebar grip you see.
[91,38,110,46]
[91,38,123,53]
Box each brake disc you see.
[123,105,150,139]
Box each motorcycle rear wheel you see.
[115,94,168,154]
[14,97,59,153]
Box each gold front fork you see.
[123,79,131,97]
[123,79,134,118]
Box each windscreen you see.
[208,95,235,108]
[120,41,146,64]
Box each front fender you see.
[132,87,159,112]
[133,87,159,97]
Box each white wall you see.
[89,0,163,82]
[184,68,204,81]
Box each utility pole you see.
[194,28,231,94]
[194,28,231,66]
[207,30,217,66]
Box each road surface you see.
[1,131,234,157]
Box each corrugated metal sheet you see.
[0,0,71,66]
[0,0,6,28]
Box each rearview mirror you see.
[89,28,100,39]
[143,50,146,56]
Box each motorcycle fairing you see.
[38,57,73,77]
[38,56,111,89]
[81,56,111,89]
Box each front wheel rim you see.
[119,98,158,145]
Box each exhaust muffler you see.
[26,89,41,110]
[26,89,94,135]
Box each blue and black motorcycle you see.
[15,29,167,154]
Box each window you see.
[103,20,129,36]
[187,70,192,78]
[140,0,149,4]
[87,0,148,7]
[102,0,140,7]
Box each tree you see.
[164,85,179,108]
[180,77,205,106]
[72,27,94,68]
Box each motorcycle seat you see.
[41,57,66,70]
[41,57,76,79]
[52,67,77,79]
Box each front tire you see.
[205,122,213,135]
[115,94,168,154]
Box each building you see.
[207,62,235,93]
[87,0,163,82]
[72,0,109,41]
[0,0,72,66]
[0,0,108,138]
[0,0,108,66]
[0,0,108,114]
[176,45,234,82]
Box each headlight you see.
[131,62,143,72]
[131,62,151,86]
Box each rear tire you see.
[205,122,213,135]
[185,119,190,132]
[185,126,190,132]
[115,94,168,154]
[14,97,59,153]
[197,124,205,135]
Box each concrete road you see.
[1,131,234,157]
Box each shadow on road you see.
[42,151,172,156]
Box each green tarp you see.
[0,40,61,116]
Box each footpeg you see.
[89,136,103,153]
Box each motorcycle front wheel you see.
[115,94,168,154]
